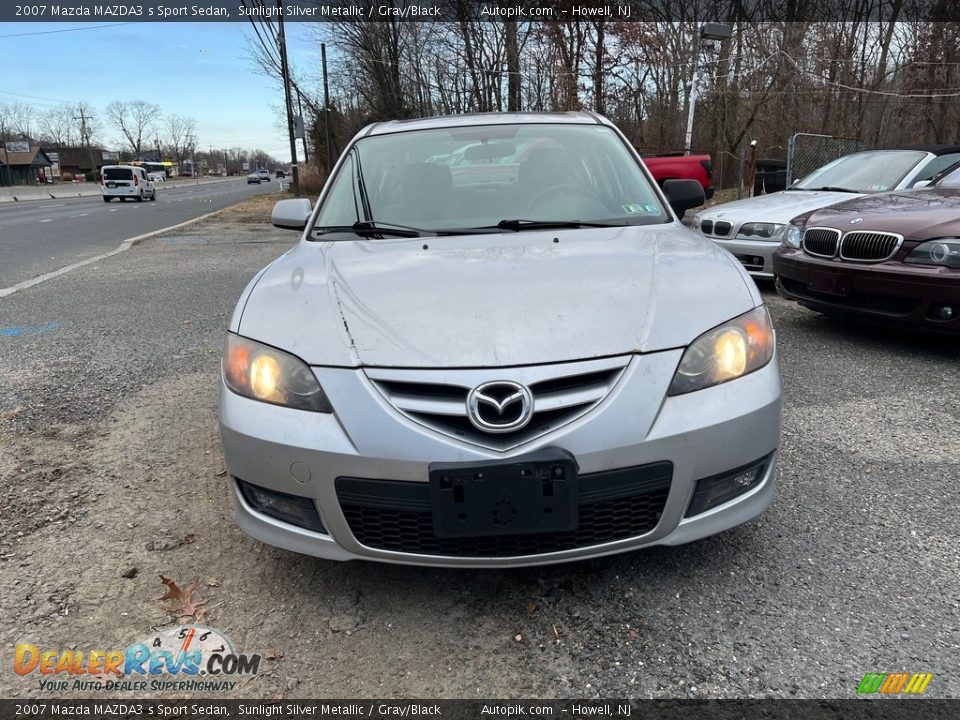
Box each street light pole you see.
[322,42,334,174]
[683,23,732,156]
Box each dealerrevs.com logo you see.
[14,625,260,692]
[857,672,934,695]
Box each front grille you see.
[713,221,732,236]
[839,231,903,262]
[336,462,672,558]
[803,227,841,258]
[700,219,714,234]
[367,357,629,451]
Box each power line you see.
[0,23,131,39]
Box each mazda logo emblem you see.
[466,380,534,434]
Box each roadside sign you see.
[242,162,250,171]
[5,141,30,153]
[102,150,119,162]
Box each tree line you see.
[0,99,279,175]
[249,8,960,189]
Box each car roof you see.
[361,111,609,137]
[885,144,960,155]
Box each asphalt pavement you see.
[0,217,957,699]
[0,177,278,289]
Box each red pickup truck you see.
[641,153,714,201]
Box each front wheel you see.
[103,196,111,203]
[136,192,144,202]
[150,192,156,202]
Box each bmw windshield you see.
[792,150,928,193]
[311,123,670,236]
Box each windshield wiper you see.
[804,186,860,193]
[491,219,627,232]
[314,221,424,238]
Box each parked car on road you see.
[218,112,782,567]
[100,165,156,202]
[774,161,960,334]
[247,173,261,184]
[694,145,960,278]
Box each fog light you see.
[685,457,770,518]
[236,479,326,533]
[934,305,954,321]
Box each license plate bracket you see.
[429,448,579,538]
[808,269,850,296]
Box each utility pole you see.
[74,106,97,179]
[187,133,196,180]
[684,23,732,155]
[322,42,333,174]
[277,0,299,195]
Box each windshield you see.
[311,123,668,235]
[793,150,928,193]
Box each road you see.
[0,178,278,288]
[0,213,958,700]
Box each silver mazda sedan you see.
[219,112,783,567]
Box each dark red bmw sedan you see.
[773,163,960,334]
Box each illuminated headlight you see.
[223,334,333,412]
[783,224,803,249]
[669,306,775,395]
[737,222,786,241]
[904,239,960,269]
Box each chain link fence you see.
[786,133,866,186]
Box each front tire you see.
[136,192,144,202]
[103,196,111,203]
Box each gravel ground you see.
[1,203,957,700]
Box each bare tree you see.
[164,114,197,168]
[105,100,162,156]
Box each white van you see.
[101,165,157,202]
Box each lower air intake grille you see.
[336,462,672,558]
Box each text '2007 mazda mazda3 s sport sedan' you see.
[219,112,783,567]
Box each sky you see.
[1,21,321,162]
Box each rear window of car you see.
[103,168,133,180]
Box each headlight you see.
[691,214,702,231]
[669,306,775,395]
[904,239,960,269]
[783,225,803,249]
[737,222,786,241]
[223,334,333,412]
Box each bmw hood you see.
[698,190,861,226]
[237,226,759,368]
[802,188,960,240]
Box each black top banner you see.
[1,0,957,23]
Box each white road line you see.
[39,218,52,223]
[38,204,65,208]
[109,209,118,212]
[0,203,249,299]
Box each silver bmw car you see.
[219,112,783,567]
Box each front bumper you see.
[219,351,782,567]
[774,247,960,333]
[709,237,780,279]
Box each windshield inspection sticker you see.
[622,203,659,214]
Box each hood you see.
[698,190,861,226]
[802,188,960,240]
[238,226,758,368]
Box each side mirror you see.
[662,179,706,219]
[271,198,312,230]
[912,179,932,189]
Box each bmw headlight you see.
[784,224,803,249]
[669,306,775,395]
[737,222,787,241]
[223,334,333,412]
[904,239,960,269]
